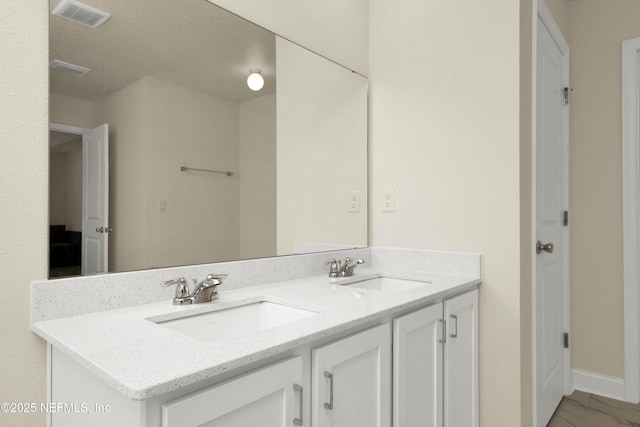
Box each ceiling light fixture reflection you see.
[247,69,264,91]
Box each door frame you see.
[49,122,109,275]
[49,122,87,136]
[532,0,571,424]
[622,37,640,404]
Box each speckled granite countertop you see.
[31,268,479,400]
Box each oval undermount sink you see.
[346,277,431,292]
[156,301,316,341]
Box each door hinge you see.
[563,87,569,105]
[563,332,569,349]
[563,210,569,226]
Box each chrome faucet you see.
[326,257,365,278]
[162,274,226,305]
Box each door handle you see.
[96,227,104,233]
[536,241,554,254]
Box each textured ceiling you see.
[49,0,276,103]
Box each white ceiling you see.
[49,0,276,103]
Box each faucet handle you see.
[325,259,341,277]
[325,259,338,268]
[207,273,227,284]
[162,277,189,298]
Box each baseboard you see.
[572,369,626,401]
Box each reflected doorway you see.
[49,123,110,278]
[49,129,82,277]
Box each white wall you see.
[0,2,48,426]
[49,93,95,129]
[208,0,369,76]
[276,37,368,255]
[95,78,149,272]
[144,77,240,267]
[96,76,241,271]
[369,1,526,426]
[238,93,277,259]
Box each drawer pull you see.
[293,383,303,426]
[323,371,334,410]
[450,314,458,338]
[439,318,446,344]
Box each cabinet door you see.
[312,324,391,427]
[162,356,303,427]
[393,303,443,427]
[443,290,478,427]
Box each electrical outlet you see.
[383,188,395,212]
[348,191,360,213]
[159,200,167,213]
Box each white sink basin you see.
[157,301,316,341]
[347,277,430,292]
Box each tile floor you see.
[548,390,640,426]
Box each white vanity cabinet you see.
[443,290,478,427]
[48,289,477,427]
[392,290,478,427]
[311,324,391,427]
[162,356,303,427]
[393,303,443,427]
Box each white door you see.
[443,290,478,427]
[162,357,303,427]
[312,324,391,427]
[82,124,109,275]
[393,303,443,427]
[535,7,570,426]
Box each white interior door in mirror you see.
[82,124,109,275]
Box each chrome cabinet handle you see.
[450,315,458,338]
[439,318,446,344]
[323,371,334,410]
[536,240,554,254]
[293,384,303,426]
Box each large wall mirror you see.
[48,0,368,278]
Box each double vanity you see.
[32,247,480,427]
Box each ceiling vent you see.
[51,0,111,29]
[50,59,91,77]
